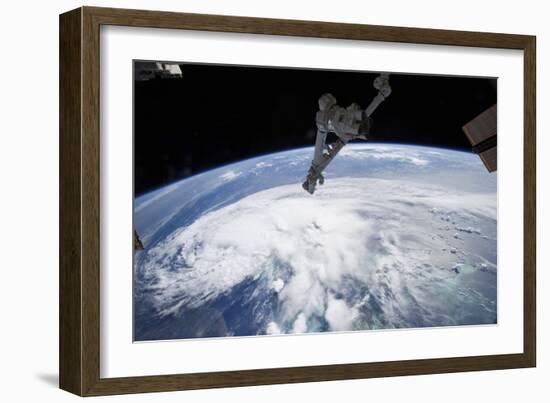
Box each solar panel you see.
[462,104,497,172]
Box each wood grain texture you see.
[59,8,83,396]
[523,37,536,367]
[85,6,532,49]
[59,6,537,396]
[81,6,102,396]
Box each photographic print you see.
[133,61,497,342]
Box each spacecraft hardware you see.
[462,104,497,172]
[302,73,392,194]
[134,229,144,251]
[134,61,183,81]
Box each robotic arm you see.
[365,73,392,117]
[302,73,392,194]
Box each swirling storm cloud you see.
[133,145,497,341]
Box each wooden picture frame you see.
[59,6,536,396]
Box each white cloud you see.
[266,322,281,335]
[340,145,430,166]
[271,278,285,293]
[140,177,496,333]
[220,170,242,181]
[292,313,308,334]
[325,294,358,331]
[134,181,181,212]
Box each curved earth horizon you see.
[133,143,497,341]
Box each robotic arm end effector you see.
[374,73,392,99]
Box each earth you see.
[133,143,497,341]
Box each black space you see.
[134,62,496,196]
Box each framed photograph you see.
[59,6,536,396]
